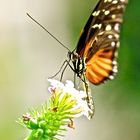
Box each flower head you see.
[48,79,93,119]
[18,79,94,140]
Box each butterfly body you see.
[68,51,86,78]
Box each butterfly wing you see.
[76,0,128,85]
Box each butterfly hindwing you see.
[76,0,128,85]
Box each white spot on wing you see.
[116,42,120,48]
[92,10,100,16]
[102,9,105,12]
[98,31,104,35]
[104,10,110,15]
[115,51,118,57]
[112,61,117,65]
[104,0,112,2]
[112,0,118,4]
[114,34,119,39]
[92,24,102,29]
[111,42,116,47]
[120,0,125,2]
[108,35,113,39]
[109,75,114,80]
[105,25,112,31]
[112,15,116,19]
[114,23,120,31]
[113,65,118,73]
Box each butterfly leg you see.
[60,59,83,81]
[82,74,95,119]
[73,72,77,88]
[60,59,72,81]
[49,60,69,79]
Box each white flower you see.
[48,79,93,119]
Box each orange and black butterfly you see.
[65,0,128,117]
[69,0,128,85]
[27,0,128,118]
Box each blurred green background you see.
[0,0,140,140]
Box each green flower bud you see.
[29,119,38,129]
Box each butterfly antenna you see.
[26,13,70,52]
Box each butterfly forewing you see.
[76,0,128,85]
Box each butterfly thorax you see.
[68,51,86,77]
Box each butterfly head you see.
[67,51,80,61]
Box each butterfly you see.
[69,0,128,85]
[27,0,128,119]
[65,0,128,118]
